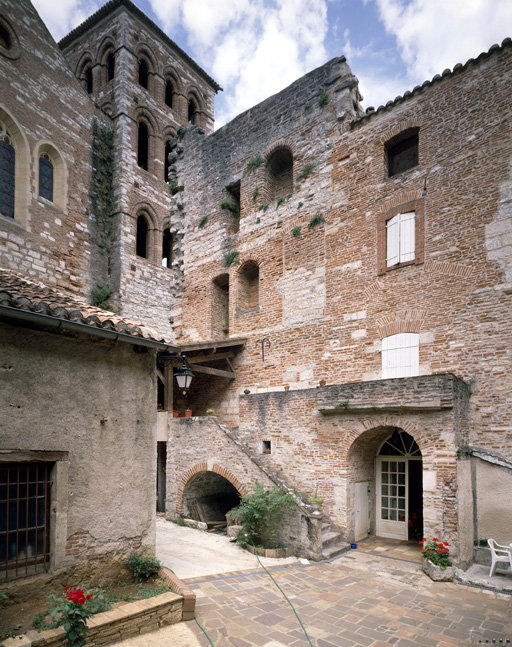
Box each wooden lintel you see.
[186,350,236,364]
[189,363,235,379]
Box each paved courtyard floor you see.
[112,522,512,647]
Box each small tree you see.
[234,482,294,548]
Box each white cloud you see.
[32,0,101,42]
[149,0,328,127]
[375,0,512,81]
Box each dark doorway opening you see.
[182,471,240,530]
[408,459,423,540]
[156,442,167,512]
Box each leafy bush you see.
[125,552,161,582]
[224,250,240,267]
[297,163,315,182]
[276,197,285,208]
[198,216,208,229]
[318,92,329,108]
[252,187,259,202]
[220,197,238,216]
[233,482,294,549]
[308,213,326,229]
[246,155,263,172]
[259,202,270,212]
[420,538,452,569]
[292,226,301,238]
[91,284,113,309]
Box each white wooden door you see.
[376,458,408,539]
[354,481,369,541]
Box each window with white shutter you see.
[382,333,419,379]
[386,211,415,267]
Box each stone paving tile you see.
[186,550,512,646]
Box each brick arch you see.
[348,417,436,462]
[381,190,424,213]
[379,120,422,147]
[176,462,249,515]
[375,308,426,339]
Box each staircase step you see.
[322,531,343,549]
[322,542,350,560]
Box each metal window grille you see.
[0,462,52,580]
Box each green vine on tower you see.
[89,121,115,309]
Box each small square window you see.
[386,130,418,177]
[262,440,271,454]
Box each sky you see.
[32,0,512,129]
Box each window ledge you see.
[235,306,260,317]
[0,213,27,231]
[319,399,450,415]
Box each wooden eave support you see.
[189,363,235,379]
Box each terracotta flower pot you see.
[185,409,192,417]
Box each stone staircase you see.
[321,522,350,560]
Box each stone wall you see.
[0,0,97,298]
[238,374,470,555]
[0,320,157,575]
[60,1,219,336]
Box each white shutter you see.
[386,214,399,267]
[382,333,419,379]
[399,212,415,262]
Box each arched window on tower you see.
[165,79,174,108]
[137,122,149,170]
[266,147,293,200]
[138,58,149,88]
[0,22,11,49]
[0,132,15,219]
[162,227,173,268]
[84,65,93,94]
[136,215,149,258]
[188,98,197,125]
[238,261,259,311]
[38,153,54,202]
[164,140,172,182]
[106,51,115,82]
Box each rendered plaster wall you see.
[0,321,157,571]
[475,459,512,545]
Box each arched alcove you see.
[181,471,241,524]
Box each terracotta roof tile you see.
[0,269,172,346]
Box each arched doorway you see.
[376,429,422,540]
[181,471,241,527]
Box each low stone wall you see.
[1,569,195,647]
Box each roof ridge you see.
[352,37,512,126]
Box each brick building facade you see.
[1,0,511,575]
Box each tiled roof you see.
[58,0,222,92]
[352,37,512,126]
[0,268,173,347]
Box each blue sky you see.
[33,0,512,128]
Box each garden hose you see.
[162,566,216,646]
[251,543,315,647]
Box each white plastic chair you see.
[488,539,512,577]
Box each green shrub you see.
[92,284,113,309]
[220,198,238,216]
[125,552,161,582]
[224,250,240,267]
[276,197,285,208]
[246,155,263,172]
[308,213,325,229]
[292,226,301,237]
[252,187,259,202]
[297,163,315,182]
[168,181,180,196]
[259,202,269,212]
[318,92,329,108]
[233,482,294,549]
[198,216,208,229]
